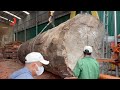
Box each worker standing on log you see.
[48,11,55,27]
[65,46,100,79]
[9,52,49,79]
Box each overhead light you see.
[3,11,21,20]
[0,15,14,24]
[0,16,14,23]
[0,16,8,20]
[22,11,30,15]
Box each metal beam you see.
[102,11,105,58]
[114,11,117,46]
[36,11,38,36]
[3,11,21,20]
[114,11,119,77]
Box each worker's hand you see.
[64,77,77,79]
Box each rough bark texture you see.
[18,14,105,78]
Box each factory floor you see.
[0,59,60,79]
[1,59,119,79]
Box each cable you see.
[32,22,51,51]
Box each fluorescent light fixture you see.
[3,11,21,20]
[0,16,14,23]
[22,11,30,15]
[0,16,8,20]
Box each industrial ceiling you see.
[0,11,34,25]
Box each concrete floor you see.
[0,59,119,79]
[0,59,61,79]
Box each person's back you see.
[9,52,49,79]
[73,56,99,79]
[9,67,34,79]
[73,46,100,79]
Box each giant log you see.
[18,14,105,78]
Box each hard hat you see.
[25,52,49,65]
[83,46,93,53]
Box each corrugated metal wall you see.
[17,30,25,42]
[16,11,120,42]
[17,14,70,42]
[98,11,120,36]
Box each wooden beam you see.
[99,74,120,79]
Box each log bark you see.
[18,14,105,78]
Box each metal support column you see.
[102,11,105,58]
[13,26,15,41]
[70,11,76,18]
[114,11,119,77]
[103,11,109,58]
[16,24,18,41]
[36,11,38,36]
[91,11,99,19]
[14,33,15,41]
[116,64,119,77]
[25,29,26,42]
[24,21,26,42]
[105,11,109,58]
[114,11,117,46]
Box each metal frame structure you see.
[101,11,119,77]
[114,11,119,77]
[36,11,38,36]
[14,11,70,41]
[102,11,109,58]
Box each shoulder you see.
[9,67,33,79]
[15,73,34,79]
[77,58,85,63]
[76,58,84,66]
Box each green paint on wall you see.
[17,31,25,42]
[98,11,120,36]
[26,26,36,40]
[17,14,70,42]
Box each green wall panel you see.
[117,11,120,35]
[55,14,70,26]
[98,11,120,36]
[108,11,114,36]
[18,11,120,41]
[37,22,53,33]
[26,26,36,40]
[98,11,104,22]
[37,14,70,33]
[17,14,70,42]
[17,31,25,42]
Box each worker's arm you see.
[64,60,82,79]
[73,60,82,78]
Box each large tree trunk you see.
[18,14,105,78]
